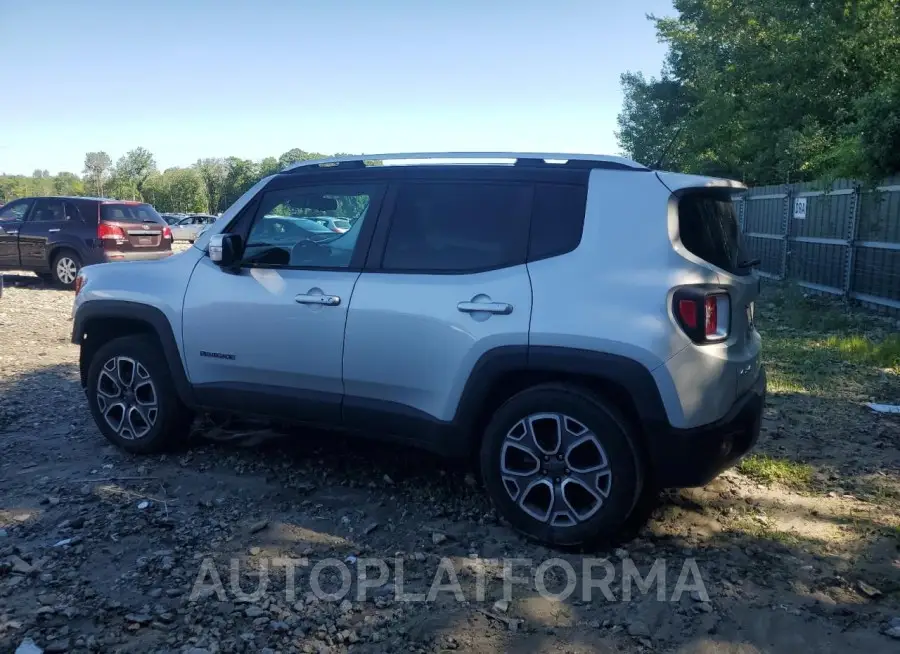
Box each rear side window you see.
[382,182,531,272]
[528,183,587,261]
[678,193,747,276]
[30,199,65,222]
[101,203,165,224]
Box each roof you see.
[281,151,648,173]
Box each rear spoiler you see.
[656,171,746,195]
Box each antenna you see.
[653,123,685,170]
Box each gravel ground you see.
[1,256,899,653]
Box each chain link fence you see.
[736,175,900,314]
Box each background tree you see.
[194,158,227,213]
[83,151,112,196]
[221,157,260,209]
[617,0,900,184]
[115,147,157,199]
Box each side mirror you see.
[208,233,243,267]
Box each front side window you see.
[0,199,33,222]
[243,184,380,268]
[381,182,531,272]
[30,199,65,222]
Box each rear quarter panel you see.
[527,169,721,429]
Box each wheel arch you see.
[72,300,195,406]
[453,346,669,459]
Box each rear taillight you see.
[673,289,730,343]
[98,221,126,240]
[74,273,86,296]
[163,226,173,239]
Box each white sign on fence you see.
[793,197,807,219]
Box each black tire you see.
[479,383,643,548]
[86,335,193,454]
[36,272,53,284]
[51,249,81,289]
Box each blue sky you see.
[0,0,673,175]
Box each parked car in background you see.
[312,216,351,233]
[169,214,217,243]
[71,152,764,547]
[161,213,188,225]
[0,197,173,288]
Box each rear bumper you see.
[650,366,766,488]
[100,250,173,263]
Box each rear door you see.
[0,199,34,268]
[99,202,171,254]
[342,177,534,435]
[18,198,67,269]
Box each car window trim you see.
[365,180,534,276]
[230,181,387,273]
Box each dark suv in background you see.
[0,196,173,288]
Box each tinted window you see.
[30,199,65,222]
[382,182,531,272]
[243,184,380,268]
[100,203,165,224]
[64,202,82,221]
[528,184,587,261]
[679,194,747,275]
[0,199,32,222]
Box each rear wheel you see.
[86,335,193,454]
[51,250,81,289]
[480,384,643,547]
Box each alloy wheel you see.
[56,257,78,285]
[500,413,612,527]
[96,356,158,440]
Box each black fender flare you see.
[72,300,195,406]
[451,345,669,450]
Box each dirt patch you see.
[1,275,899,653]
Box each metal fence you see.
[735,175,900,313]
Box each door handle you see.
[295,294,341,306]
[457,301,513,315]
[48,228,61,233]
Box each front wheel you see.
[480,384,643,547]
[86,335,193,453]
[51,250,81,289]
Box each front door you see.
[181,180,385,425]
[0,198,34,268]
[18,198,67,270]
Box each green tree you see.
[259,156,280,177]
[277,148,326,170]
[194,158,227,213]
[83,151,113,196]
[617,0,900,183]
[221,157,261,209]
[115,147,157,199]
[53,172,84,196]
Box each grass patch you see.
[824,333,900,369]
[738,454,813,489]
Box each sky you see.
[0,0,674,175]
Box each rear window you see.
[101,203,164,224]
[527,183,587,261]
[678,193,747,276]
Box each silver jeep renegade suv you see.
[72,152,765,547]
